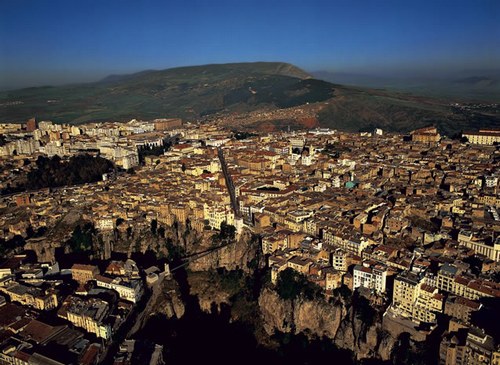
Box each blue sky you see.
[0,0,499,88]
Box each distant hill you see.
[0,62,323,123]
[453,76,497,88]
[0,62,498,135]
[312,70,500,102]
[316,84,499,135]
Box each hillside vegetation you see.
[318,85,500,135]
[0,62,325,123]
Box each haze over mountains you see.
[312,69,500,101]
[0,62,498,135]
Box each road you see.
[217,147,240,218]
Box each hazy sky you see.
[1,0,499,89]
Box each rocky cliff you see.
[157,226,398,363]
[187,271,237,313]
[187,229,261,273]
[25,215,399,363]
[257,287,396,361]
[127,274,186,339]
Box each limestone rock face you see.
[162,278,186,319]
[162,288,186,319]
[188,230,259,273]
[258,288,294,334]
[377,329,397,361]
[187,272,234,314]
[257,288,396,362]
[127,276,186,338]
[334,306,384,360]
[99,225,165,259]
[24,238,57,262]
[294,297,344,339]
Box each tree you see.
[26,154,113,189]
[165,238,185,263]
[220,221,236,240]
[276,268,303,300]
[68,224,94,253]
[352,291,376,327]
[276,268,323,301]
[151,219,158,235]
[0,235,25,257]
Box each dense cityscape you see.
[0,116,498,364]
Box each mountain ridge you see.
[98,62,311,85]
[0,62,326,123]
[0,62,498,135]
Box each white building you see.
[95,275,143,303]
[15,138,39,155]
[95,217,115,231]
[122,153,139,170]
[43,141,65,157]
[332,248,348,272]
[463,129,500,145]
[353,262,388,294]
[331,175,341,188]
[203,203,234,230]
[58,296,111,339]
[485,175,498,188]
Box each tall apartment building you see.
[437,263,500,300]
[353,262,388,294]
[95,275,143,303]
[392,271,420,317]
[25,117,37,132]
[413,283,444,323]
[393,271,444,323]
[0,277,58,311]
[457,230,500,262]
[153,118,182,131]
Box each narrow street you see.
[217,147,240,218]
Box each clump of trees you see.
[321,142,351,157]
[276,268,323,301]
[165,238,186,264]
[219,268,245,294]
[138,140,172,163]
[67,223,94,253]
[232,131,258,140]
[150,219,158,235]
[219,222,236,240]
[211,222,236,245]
[26,154,113,189]
[0,235,25,257]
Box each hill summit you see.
[99,62,312,84]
